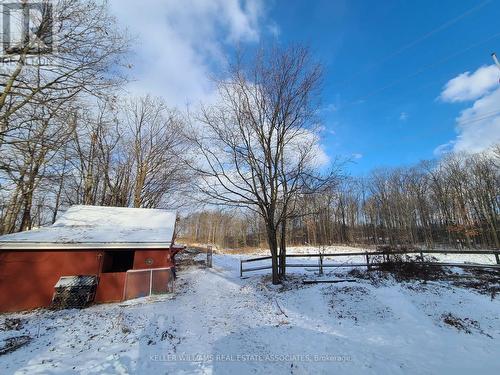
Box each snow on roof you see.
[0,205,177,249]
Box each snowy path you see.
[1,253,500,374]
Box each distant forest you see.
[181,147,500,250]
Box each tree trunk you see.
[279,219,287,278]
[19,191,33,231]
[2,185,22,234]
[266,225,280,285]
[133,164,147,208]
[53,168,66,223]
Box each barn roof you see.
[0,205,178,250]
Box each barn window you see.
[101,251,135,273]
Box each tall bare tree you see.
[0,0,129,148]
[188,45,336,283]
[123,96,189,208]
[1,98,76,233]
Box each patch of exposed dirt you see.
[0,318,24,331]
[449,269,500,299]
[277,275,310,292]
[0,336,32,356]
[347,259,500,297]
[372,255,446,282]
[176,247,207,270]
[441,313,492,337]
[327,285,394,324]
[347,268,390,286]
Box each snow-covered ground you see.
[1,253,499,374]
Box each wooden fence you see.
[239,249,500,278]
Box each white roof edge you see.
[0,242,172,250]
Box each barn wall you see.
[0,250,100,312]
[132,249,173,269]
[0,248,176,312]
[94,272,127,302]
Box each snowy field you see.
[1,252,500,374]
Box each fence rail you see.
[240,249,500,277]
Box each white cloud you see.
[399,112,408,121]
[107,2,331,169]
[437,64,500,154]
[352,153,363,160]
[433,142,454,156]
[451,87,500,153]
[279,127,330,168]
[439,65,499,103]
[312,142,331,167]
[109,0,268,107]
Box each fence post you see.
[240,259,243,278]
[122,272,128,301]
[319,253,324,276]
[172,273,175,293]
[170,268,175,293]
[149,269,153,296]
[420,250,425,263]
[495,253,500,265]
[207,245,213,268]
[366,252,371,271]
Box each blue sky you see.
[266,0,500,174]
[111,0,500,175]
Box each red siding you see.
[94,272,127,302]
[0,248,176,312]
[133,249,173,269]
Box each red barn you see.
[0,205,183,312]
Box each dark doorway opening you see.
[102,251,135,273]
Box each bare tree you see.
[187,45,336,284]
[67,100,120,206]
[0,0,129,231]
[1,98,76,233]
[123,96,189,208]
[0,0,129,148]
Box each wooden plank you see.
[241,265,273,272]
[422,262,500,270]
[241,256,273,263]
[287,263,369,268]
[378,250,500,255]
[368,262,500,270]
[286,250,500,257]
[303,279,357,284]
[286,252,369,257]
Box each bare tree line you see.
[182,146,500,251]
[0,94,190,233]
[0,1,189,233]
